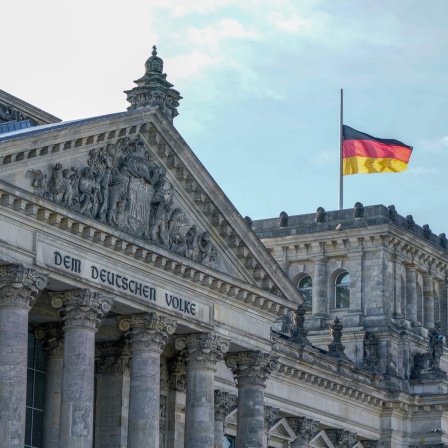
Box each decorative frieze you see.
[225,351,279,386]
[287,416,319,444]
[118,312,177,353]
[214,390,235,422]
[95,340,131,375]
[34,322,64,358]
[0,264,48,308]
[174,333,230,369]
[26,134,217,268]
[50,288,113,330]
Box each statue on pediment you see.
[26,135,218,268]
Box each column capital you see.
[95,340,131,376]
[174,333,230,369]
[118,312,177,353]
[0,264,48,309]
[34,322,64,358]
[214,389,235,422]
[287,416,319,445]
[225,350,279,386]
[327,429,357,448]
[50,288,113,331]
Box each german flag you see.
[342,125,413,176]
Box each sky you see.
[2,0,448,234]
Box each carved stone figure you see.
[423,224,432,239]
[363,332,379,370]
[327,317,349,360]
[440,233,448,249]
[406,214,415,229]
[388,204,397,221]
[353,202,364,218]
[290,304,311,345]
[244,216,253,228]
[26,135,219,267]
[315,207,326,223]
[428,321,444,370]
[279,211,288,227]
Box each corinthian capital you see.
[117,312,177,353]
[174,333,230,369]
[0,264,48,308]
[264,406,279,431]
[34,322,64,358]
[214,389,236,422]
[327,429,357,448]
[225,351,279,386]
[50,288,113,330]
[95,340,131,376]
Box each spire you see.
[124,45,182,123]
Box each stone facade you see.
[0,49,446,448]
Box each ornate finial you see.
[327,317,349,360]
[125,45,182,122]
[290,304,311,345]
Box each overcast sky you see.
[2,1,448,234]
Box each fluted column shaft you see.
[423,274,435,329]
[35,323,65,448]
[312,257,327,316]
[405,265,418,323]
[175,333,229,448]
[0,265,48,448]
[118,313,176,448]
[51,289,113,448]
[225,351,278,448]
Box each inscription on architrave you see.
[26,135,217,268]
[36,241,211,324]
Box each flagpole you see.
[338,88,343,210]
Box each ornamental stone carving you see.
[225,351,279,386]
[363,332,379,370]
[244,216,253,228]
[0,102,35,124]
[440,233,448,248]
[95,340,131,376]
[388,204,397,221]
[160,394,168,448]
[214,390,236,422]
[264,406,279,431]
[361,441,386,448]
[174,333,230,369]
[279,211,289,227]
[125,46,182,123]
[167,354,187,392]
[327,317,349,360]
[118,312,177,353]
[0,264,48,308]
[290,304,311,345]
[50,288,113,330]
[315,207,326,223]
[423,224,432,239]
[34,322,64,358]
[286,416,319,444]
[326,428,357,448]
[406,214,415,229]
[26,135,218,268]
[353,202,364,218]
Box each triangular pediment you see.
[309,430,336,448]
[0,108,302,308]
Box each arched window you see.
[298,275,313,312]
[335,271,350,308]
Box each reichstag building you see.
[0,47,447,448]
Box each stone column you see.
[118,313,177,448]
[264,405,279,446]
[405,264,418,323]
[225,351,279,448]
[312,257,327,317]
[34,322,65,448]
[0,265,48,448]
[214,390,235,448]
[175,333,230,448]
[50,288,113,448]
[166,355,187,448]
[287,416,319,448]
[94,340,131,448]
[423,273,435,329]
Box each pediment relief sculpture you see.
[26,135,218,268]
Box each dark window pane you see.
[25,407,32,446]
[28,334,35,368]
[301,289,313,311]
[336,286,350,308]
[32,410,44,447]
[299,275,312,289]
[34,372,46,410]
[224,435,235,448]
[26,372,34,407]
[35,342,46,372]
